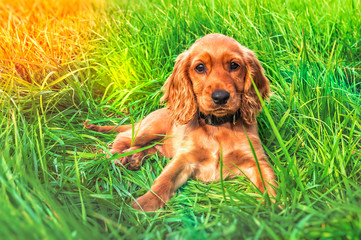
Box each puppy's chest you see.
[192,127,246,156]
[189,130,248,182]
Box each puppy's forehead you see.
[189,34,242,56]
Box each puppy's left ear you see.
[240,49,270,124]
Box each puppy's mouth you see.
[198,97,240,117]
[211,109,228,116]
[209,108,236,117]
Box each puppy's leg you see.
[114,146,159,170]
[109,129,163,169]
[253,160,277,198]
[235,158,277,199]
[109,108,170,169]
[132,154,195,211]
[85,109,170,170]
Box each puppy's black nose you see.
[211,90,230,105]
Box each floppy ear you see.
[161,52,197,125]
[240,49,270,124]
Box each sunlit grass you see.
[0,0,100,88]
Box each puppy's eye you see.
[230,62,240,71]
[195,64,206,73]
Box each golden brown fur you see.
[85,34,277,211]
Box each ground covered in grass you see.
[1,0,361,239]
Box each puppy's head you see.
[162,34,269,125]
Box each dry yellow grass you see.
[0,0,101,86]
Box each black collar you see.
[199,110,241,126]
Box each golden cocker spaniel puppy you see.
[85,34,277,211]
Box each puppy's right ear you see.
[161,52,197,125]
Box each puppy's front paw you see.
[125,151,145,170]
[132,191,165,212]
[109,149,145,170]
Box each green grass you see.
[1,0,361,239]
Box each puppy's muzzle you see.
[211,90,230,105]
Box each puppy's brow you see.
[192,52,212,64]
